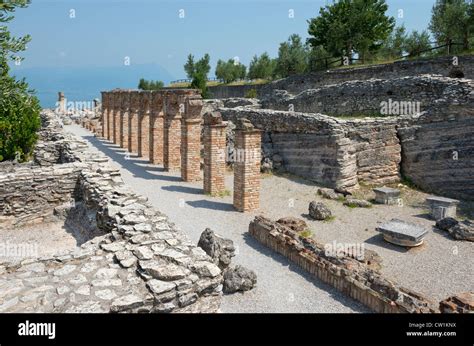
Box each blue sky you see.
[8,0,436,106]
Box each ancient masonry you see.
[203,112,227,196]
[217,75,474,200]
[0,110,223,313]
[249,216,440,313]
[233,119,262,212]
[99,89,261,211]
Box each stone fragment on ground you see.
[222,265,257,294]
[343,199,372,208]
[308,201,332,220]
[436,218,474,242]
[277,217,308,233]
[317,188,344,200]
[439,292,474,313]
[197,228,235,269]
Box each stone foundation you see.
[248,216,437,313]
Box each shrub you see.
[298,229,313,239]
[245,88,257,98]
[0,75,41,162]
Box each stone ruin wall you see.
[207,55,474,99]
[249,216,438,313]
[398,103,474,201]
[0,111,223,313]
[220,107,403,189]
[215,74,474,200]
[260,75,471,117]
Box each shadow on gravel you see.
[364,234,410,253]
[187,199,234,212]
[242,233,370,313]
[82,135,182,182]
[162,185,203,195]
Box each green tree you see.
[274,34,308,78]
[184,54,195,79]
[184,53,211,97]
[429,0,471,52]
[307,45,332,71]
[307,0,395,64]
[247,53,276,80]
[405,30,432,58]
[215,59,246,84]
[138,78,163,90]
[0,0,41,162]
[190,71,209,98]
[379,25,408,59]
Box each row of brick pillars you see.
[100,90,261,212]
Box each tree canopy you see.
[307,0,395,62]
[138,78,164,90]
[0,0,41,162]
[215,59,246,83]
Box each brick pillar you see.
[138,91,151,159]
[181,96,203,182]
[111,92,118,144]
[128,91,140,154]
[114,92,122,145]
[101,91,108,138]
[203,112,227,195]
[105,92,112,141]
[233,118,262,212]
[120,91,130,149]
[149,91,164,165]
[163,93,182,171]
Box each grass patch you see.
[261,171,273,179]
[214,189,231,198]
[323,215,336,222]
[298,229,313,239]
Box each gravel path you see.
[68,124,473,310]
[67,125,368,313]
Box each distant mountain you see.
[11,64,175,108]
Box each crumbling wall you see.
[398,109,474,201]
[260,55,474,96]
[249,216,437,313]
[220,107,403,189]
[0,163,84,228]
[0,110,223,313]
[261,76,471,117]
[205,55,474,99]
